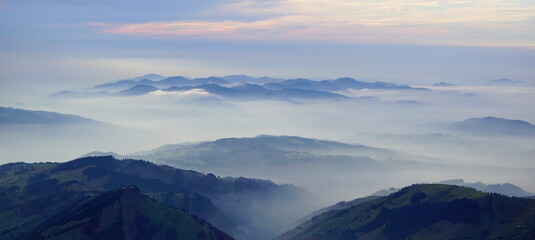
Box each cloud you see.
[102,20,278,37]
[148,89,210,96]
[93,0,535,46]
[223,0,535,25]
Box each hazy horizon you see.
[2,0,535,97]
[1,0,534,210]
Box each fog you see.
[0,123,161,163]
[2,81,534,206]
[2,1,534,238]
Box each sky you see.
[1,0,535,98]
[1,0,535,194]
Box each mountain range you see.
[51,74,427,101]
[279,184,535,240]
[0,156,309,240]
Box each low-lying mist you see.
[2,83,534,206]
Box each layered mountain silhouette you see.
[121,135,398,177]
[278,184,535,240]
[436,179,532,197]
[117,84,160,96]
[370,180,532,198]
[163,83,349,100]
[27,186,234,240]
[0,106,99,125]
[0,106,162,163]
[92,74,167,91]
[484,78,524,86]
[419,116,535,137]
[219,75,282,84]
[51,74,427,101]
[94,76,229,91]
[263,77,425,91]
[0,156,309,240]
[97,135,462,204]
[432,82,456,87]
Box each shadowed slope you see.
[27,186,234,240]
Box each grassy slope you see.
[278,184,535,240]
[0,156,304,240]
[27,186,234,240]
[0,158,231,239]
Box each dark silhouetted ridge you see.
[28,186,234,240]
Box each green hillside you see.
[0,156,307,240]
[27,186,234,240]
[278,184,535,240]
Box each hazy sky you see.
[1,0,535,194]
[1,0,535,97]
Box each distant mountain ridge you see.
[107,134,463,204]
[51,74,428,101]
[370,179,532,197]
[117,84,159,96]
[418,116,535,137]
[437,179,533,196]
[219,75,283,83]
[433,82,456,86]
[484,78,524,86]
[162,83,350,100]
[124,135,397,176]
[0,106,100,125]
[264,77,425,91]
[93,74,166,90]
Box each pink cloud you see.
[91,0,535,47]
[101,20,277,37]
[92,19,476,46]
